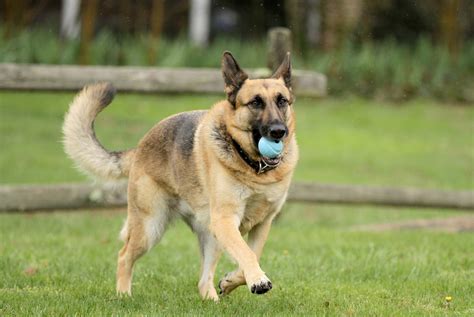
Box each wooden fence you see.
[1,182,472,212]
[0,63,326,97]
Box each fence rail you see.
[0,63,326,97]
[1,182,472,212]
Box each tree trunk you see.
[3,0,27,38]
[306,0,321,48]
[321,0,363,51]
[267,27,292,72]
[61,0,81,40]
[189,0,211,47]
[148,0,165,65]
[285,0,307,54]
[79,0,99,65]
[439,0,462,56]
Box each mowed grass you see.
[1,205,473,315]
[0,91,473,189]
[0,92,473,315]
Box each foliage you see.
[0,26,473,101]
[0,92,473,189]
[309,39,474,102]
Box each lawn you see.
[0,91,473,189]
[1,205,473,315]
[0,92,473,315]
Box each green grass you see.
[0,91,473,189]
[1,92,473,315]
[1,205,473,315]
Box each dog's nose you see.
[268,124,287,140]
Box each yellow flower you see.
[445,296,452,302]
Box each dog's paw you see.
[201,290,219,302]
[218,277,237,296]
[249,276,273,295]
[218,271,245,296]
[116,279,132,296]
[116,289,132,297]
[199,282,219,301]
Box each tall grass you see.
[1,26,472,101]
[0,27,268,68]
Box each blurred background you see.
[1,0,473,100]
[0,0,473,196]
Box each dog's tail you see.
[62,82,134,180]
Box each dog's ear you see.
[222,51,248,106]
[271,52,292,89]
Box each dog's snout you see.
[268,124,287,140]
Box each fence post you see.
[267,27,292,73]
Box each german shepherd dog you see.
[63,52,298,301]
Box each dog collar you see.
[232,139,280,174]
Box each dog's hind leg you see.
[116,218,148,296]
[196,230,222,301]
[116,176,171,295]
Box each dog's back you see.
[133,110,208,197]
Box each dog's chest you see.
[239,186,286,233]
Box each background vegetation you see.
[1,27,473,102]
[1,0,473,102]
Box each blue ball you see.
[258,137,283,158]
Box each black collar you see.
[232,139,280,174]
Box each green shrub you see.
[0,26,472,102]
[306,39,473,102]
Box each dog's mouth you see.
[251,129,282,166]
[261,156,281,166]
[251,129,261,150]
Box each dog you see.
[62,52,298,301]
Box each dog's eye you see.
[249,97,263,109]
[277,96,288,108]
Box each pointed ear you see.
[271,52,292,89]
[221,51,248,106]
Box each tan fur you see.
[63,53,298,301]
[62,82,134,180]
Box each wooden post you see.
[267,27,292,73]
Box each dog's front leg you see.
[218,212,277,295]
[209,204,272,295]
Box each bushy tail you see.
[62,82,134,180]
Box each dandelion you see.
[444,296,453,309]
